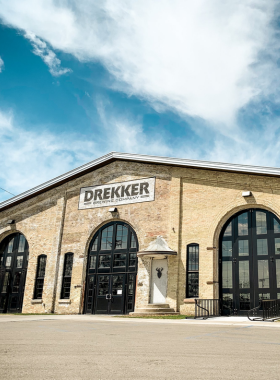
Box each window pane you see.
[113,253,126,267]
[61,277,71,299]
[275,238,280,255]
[256,211,267,235]
[188,245,199,270]
[12,272,21,293]
[129,253,137,267]
[222,293,233,311]
[222,241,232,257]
[274,219,280,233]
[130,234,137,248]
[128,274,134,296]
[98,254,111,268]
[258,260,269,288]
[238,213,248,236]
[7,238,14,253]
[259,293,270,301]
[239,261,250,288]
[112,275,123,295]
[64,254,73,277]
[18,235,26,252]
[222,261,232,288]
[16,256,23,268]
[276,260,280,288]
[238,240,249,256]
[98,275,109,295]
[38,256,47,277]
[2,272,10,293]
[89,255,96,269]
[187,273,198,297]
[240,293,250,310]
[34,279,44,299]
[101,226,113,250]
[116,225,128,249]
[224,222,232,237]
[91,237,98,251]
[257,239,268,255]
[87,276,95,311]
[6,256,12,268]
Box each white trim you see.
[1,151,280,211]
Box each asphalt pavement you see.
[0,315,279,380]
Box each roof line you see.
[1,151,280,212]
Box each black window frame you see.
[186,243,199,298]
[61,253,74,299]
[33,254,47,299]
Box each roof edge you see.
[1,151,280,212]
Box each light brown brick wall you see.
[1,160,280,315]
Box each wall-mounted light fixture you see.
[6,219,15,225]
[242,191,251,197]
[109,207,117,213]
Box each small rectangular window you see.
[61,253,74,299]
[186,244,199,298]
[34,255,47,299]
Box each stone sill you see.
[183,298,197,304]
[58,299,71,305]
[31,299,43,304]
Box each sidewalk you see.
[0,313,279,327]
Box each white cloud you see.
[0,107,175,202]
[0,109,97,202]
[0,56,4,72]
[24,31,72,76]
[0,0,278,126]
[1,103,280,202]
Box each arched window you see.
[220,208,280,315]
[0,233,29,313]
[61,253,74,299]
[85,221,138,315]
[34,255,47,299]
[186,244,199,298]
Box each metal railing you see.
[194,299,221,319]
[248,299,280,322]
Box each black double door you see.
[220,209,280,315]
[84,222,138,315]
[0,233,29,313]
[86,273,137,314]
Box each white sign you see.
[79,177,155,210]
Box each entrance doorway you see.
[0,233,29,313]
[220,209,280,315]
[84,222,138,315]
[150,259,168,304]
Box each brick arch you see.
[0,229,28,246]
[211,202,280,249]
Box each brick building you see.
[0,152,280,316]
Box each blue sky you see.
[0,1,280,202]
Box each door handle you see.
[270,257,274,263]
[105,294,111,300]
